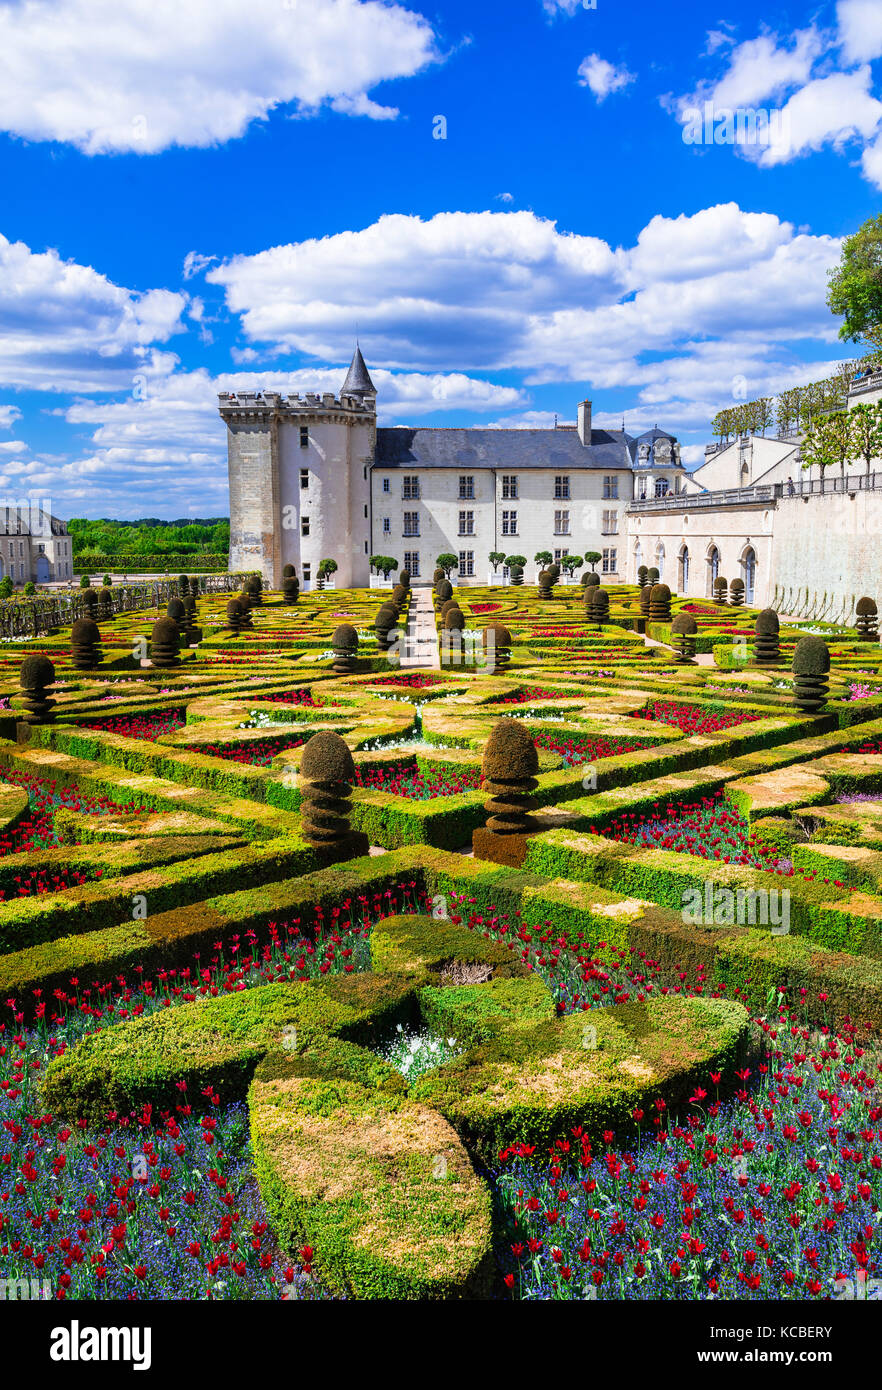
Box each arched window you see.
[655,542,665,580]
[678,545,689,593]
[740,462,749,487]
[633,539,642,579]
[654,477,670,498]
[707,546,720,596]
[743,547,757,604]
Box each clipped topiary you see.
[482,623,512,674]
[473,719,539,867]
[588,586,610,626]
[80,586,99,620]
[374,603,399,652]
[508,564,524,587]
[150,616,181,668]
[166,597,186,635]
[435,578,453,602]
[637,565,648,586]
[444,608,466,631]
[19,654,56,723]
[856,596,879,642]
[547,562,561,585]
[432,568,445,584]
[754,609,780,664]
[71,617,101,670]
[537,569,553,600]
[226,598,247,634]
[713,577,728,604]
[299,731,368,862]
[282,564,296,580]
[671,611,698,662]
[97,586,114,620]
[282,575,300,605]
[332,624,359,675]
[649,583,672,623]
[392,583,407,607]
[440,599,460,620]
[791,635,830,712]
[397,570,410,591]
[243,575,263,606]
[583,571,600,589]
[639,583,652,616]
[729,577,745,607]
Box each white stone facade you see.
[0,506,73,584]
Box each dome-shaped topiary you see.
[432,568,445,584]
[71,617,101,669]
[332,624,358,674]
[508,564,524,587]
[754,608,781,665]
[444,608,466,630]
[729,577,745,607]
[167,597,185,624]
[671,611,697,662]
[440,599,460,619]
[226,598,247,633]
[587,586,610,625]
[755,608,779,636]
[671,612,698,635]
[19,653,56,723]
[97,585,114,618]
[435,578,453,602]
[375,603,398,627]
[480,719,539,840]
[584,571,600,588]
[282,564,296,579]
[856,596,879,642]
[482,623,512,673]
[392,583,407,605]
[300,730,356,784]
[397,570,410,590]
[282,575,300,605]
[857,596,877,615]
[649,583,672,623]
[150,617,181,668]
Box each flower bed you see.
[184,736,307,767]
[355,759,482,799]
[81,709,187,741]
[634,700,762,736]
[534,731,654,767]
[0,768,141,855]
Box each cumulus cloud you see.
[755,68,882,167]
[0,232,186,393]
[577,54,635,102]
[0,0,438,155]
[837,0,882,63]
[0,405,22,430]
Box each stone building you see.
[0,505,73,584]
[220,346,688,588]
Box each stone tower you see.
[219,345,377,588]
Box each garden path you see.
[401,588,440,669]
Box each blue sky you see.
[0,0,879,518]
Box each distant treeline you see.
[70,518,230,559]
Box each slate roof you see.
[374,426,645,470]
[341,344,376,397]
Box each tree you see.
[560,553,584,577]
[79,574,91,589]
[801,414,839,492]
[436,553,458,577]
[584,550,602,568]
[827,214,882,349]
[753,397,775,435]
[370,554,398,578]
[317,558,338,588]
[488,551,506,571]
[776,387,800,435]
[504,554,527,570]
[23,581,35,595]
[534,550,553,568]
[849,401,882,477]
[0,577,12,599]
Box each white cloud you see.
[862,131,882,189]
[0,233,186,392]
[0,405,22,430]
[701,29,822,110]
[495,192,514,203]
[483,410,559,429]
[0,440,28,454]
[183,252,217,281]
[577,54,635,102]
[837,0,882,63]
[0,0,438,155]
[755,68,882,167]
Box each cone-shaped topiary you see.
[713,577,728,604]
[282,576,300,605]
[649,583,672,623]
[671,611,698,662]
[150,617,181,668]
[482,623,512,674]
[332,624,358,675]
[729,577,745,607]
[537,568,553,599]
[435,578,453,602]
[480,719,539,835]
[19,654,55,723]
[299,731,367,861]
[856,597,879,642]
[71,617,101,670]
[754,609,780,664]
[791,635,830,712]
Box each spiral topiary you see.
[649,583,672,623]
[19,654,56,723]
[282,575,300,605]
[150,617,181,668]
[71,617,101,670]
[639,583,653,616]
[226,598,247,634]
[473,719,539,865]
[435,578,453,603]
[537,569,553,600]
[856,597,879,643]
[791,635,831,712]
[754,609,780,664]
[671,611,698,662]
[588,586,610,626]
[637,565,648,586]
[299,731,367,861]
[729,577,745,607]
[509,564,524,587]
[713,577,728,604]
[482,623,512,674]
[80,587,99,620]
[332,624,359,675]
[166,597,186,635]
[374,603,399,652]
[243,575,263,606]
[97,586,114,621]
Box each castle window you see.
[383,517,391,535]
[301,516,310,537]
[303,563,311,582]
[404,551,420,577]
[364,505,368,518]
[502,475,518,499]
[458,510,474,536]
[603,475,618,499]
[553,547,569,563]
[554,475,570,499]
[403,512,419,537]
[458,550,474,577]
[300,469,309,489]
[402,475,419,500]
[602,509,618,534]
[382,477,390,493]
[554,509,570,535]
[459,475,474,499]
[501,510,518,536]
[300,426,309,448]
[654,478,670,498]
[602,548,617,574]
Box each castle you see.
[219,346,689,590]
[220,349,882,616]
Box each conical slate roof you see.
[341,343,376,397]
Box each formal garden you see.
[2,563,882,1301]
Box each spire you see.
[341,342,376,398]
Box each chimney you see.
[577,399,592,445]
